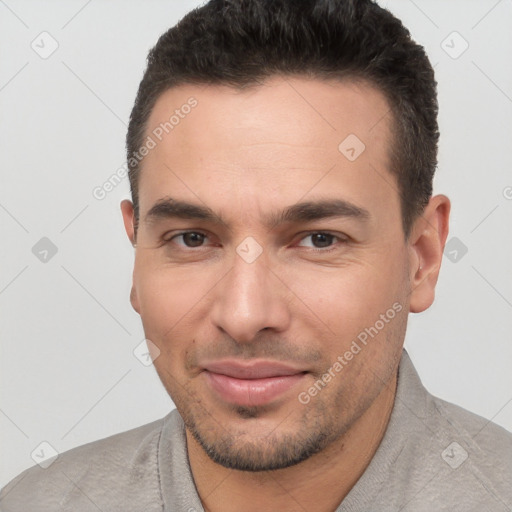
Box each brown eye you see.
[297,232,339,249]
[179,232,206,247]
[167,231,207,248]
[310,233,335,248]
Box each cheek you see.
[133,265,208,361]
[288,254,407,348]
[135,259,212,320]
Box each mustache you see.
[185,335,324,369]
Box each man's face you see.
[124,76,414,470]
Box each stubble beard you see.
[175,382,370,472]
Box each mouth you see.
[202,360,308,407]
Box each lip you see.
[203,360,304,379]
[202,360,307,407]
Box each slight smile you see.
[202,360,308,407]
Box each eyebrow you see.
[144,197,370,228]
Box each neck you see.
[186,373,397,512]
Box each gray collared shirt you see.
[1,350,511,511]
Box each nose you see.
[210,251,291,343]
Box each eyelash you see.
[163,230,348,252]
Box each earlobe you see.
[408,194,451,313]
[130,285,141,314]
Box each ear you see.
[408,194,451,313]
[120,199,140,314]
[121,199,136,246]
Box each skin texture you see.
[121,76,450,512]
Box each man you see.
[1,0,511,510]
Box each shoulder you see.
[413,393,512,510]
[0,412,177,512]
[391,353,512,510]
[432,393,512,482]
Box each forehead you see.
[138,76,397,228]
[145,75,392,156]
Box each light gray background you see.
[1,0,511,488]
